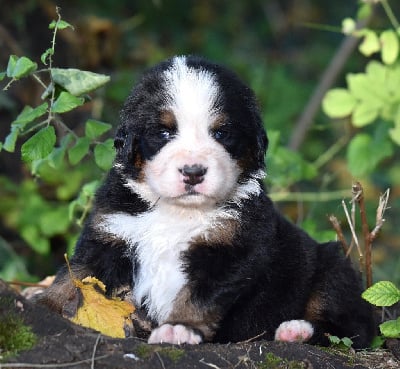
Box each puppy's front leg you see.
[148,286,220,345]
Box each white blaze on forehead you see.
[163,56,220,129]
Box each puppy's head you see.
[115,56,268,208]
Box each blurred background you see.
[0,0,399,285]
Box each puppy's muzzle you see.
[179,164,207,186]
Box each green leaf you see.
[359,30,380,56]
[389,110,400,146]
[52,91,84,113]
[6,55,17,77]
[0,71,5,81]
[362,281,400,307]
[357,3,372,20]
[341,337,354,348]
[347,73,386,105]
[41,48,54,65]
[6,55,37,79]
[69,180,99,220]
[94,138,115,170]
[48,133,73,169]
[380,30,399,65]
[379,318,400,338]
[21,126,56,163]
[322,89,356,118]
[370,335,386,349]
[51,68,110,96]
[12,103,48,129]
[68,137,90,165]
[2,127,19,152]
[328,335,341,345]
[386,63,400,97]
[389,124,400,145]
[49,19,74,30]
[365,61,387,84]
[352,102,379,127]
[39,206,70,236]
[347,133,393,176]
[85,120,112,140]
[21,225,50,255]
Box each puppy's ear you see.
[114,124,126,152]
[114,124,144,180]
[252,108,268,170]
[257,129,268,168]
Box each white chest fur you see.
[99,205,235,323]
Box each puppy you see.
[40,55,375,347]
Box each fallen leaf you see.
[63,276,135,338]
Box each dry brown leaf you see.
[63,276,135,338]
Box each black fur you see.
[41,56,375,348]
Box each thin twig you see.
[91,334,102,369]
[352,182,372,288]
[0,355,109,368]
[199,358,222,369]
[370,189,390,241]
[381,0,400,30]
[239,330,266,343]
[7,281,50,288]
[328,215,349,254]
[155,352,166,369]
[341,199,363,264]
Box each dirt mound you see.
[0,280,398,369]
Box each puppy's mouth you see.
[184,184,200,194]
[170,187,217,207]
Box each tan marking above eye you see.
[210,113,227,130]
[160,110,177,129]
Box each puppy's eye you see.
[158,128,175,140]
[212,128,230,141]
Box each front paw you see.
[148,324,203,345]
[274,320,314,343]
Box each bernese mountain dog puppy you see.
[40,55,375,347]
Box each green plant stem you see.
[381,0,400,30]
[3,77,16,91]
[270,189,349,202]
[53,116,79,139]
[20,120,48,135]
[313,135,348,169]
[31,73,48,90]
[77,198,94,227]
[297,21,341,33]
[46,7,62,126]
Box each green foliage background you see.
[0,0,399,284]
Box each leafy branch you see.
[362,281,400,340]
[322,0,400,177]
[0,7,113,175]
[0,9,115,258]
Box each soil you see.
[0,280,399,369]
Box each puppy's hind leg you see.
[301,256,375,348]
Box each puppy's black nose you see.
[179,164,207,186]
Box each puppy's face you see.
[115,56,267,208]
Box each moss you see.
[319,346,358,366]
[135,343,155,359]
[158,347,185,362]
[258,352,306,369]
[0,300,37,360]
[135,343,185,363]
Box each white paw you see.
[274,320,314,343]
[148,324,203,345]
